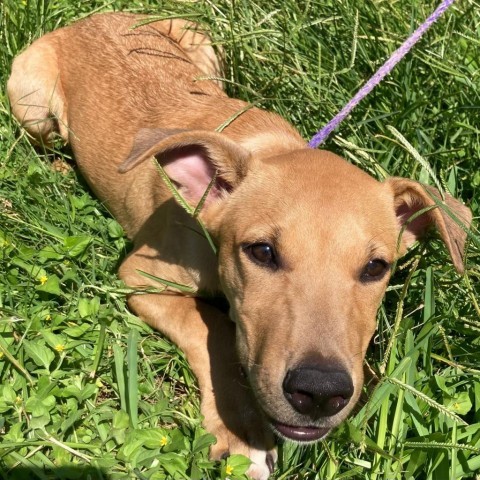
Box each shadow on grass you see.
[0,465,109,480]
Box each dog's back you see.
[8,13,302,236]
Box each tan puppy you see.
[8,13,472,480]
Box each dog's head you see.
[120,129,472,442]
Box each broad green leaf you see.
[149,473,168,480]
[2,385,17,403]
[79,383,98,402]
[445,392,473,415]
[25,397,48,417]
[58,385,82,400]
[3,423,23,443]
[120,437,144,460]
[11,257,46,279]
[135,447,162,466]
[113,410,130,430]
[63,235,92,257]
[141,429,169,449]
[38,246,64,262]
[163,429,188,453]
[224,454,251,475]
[41,331,66,350]
[157,452,188,477]
[0,400,11,413]
[38,220,65,239]
[433,375,451,395]
[23,340,55,369]
[30,413,51,430]
[447,166,457,195]
[107,219,124,239]
[91,454,118,470]
[36,275,62,296]
[63,323,90,338]
[78,296,100,318]
[192,433,216,454]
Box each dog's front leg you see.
[121,265,276,479]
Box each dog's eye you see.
[243,243,277,269]
[361,259,390,282]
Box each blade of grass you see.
[386,377,468,426]
[90,319,106,378]
[127,329,139,429]
[386,126,444,198]
[0,335,34,386]
[136,269,195,294]
[113,343,126,413]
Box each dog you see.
[7,13,472,479]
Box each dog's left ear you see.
[119,128,250,207]
[386,177,472,273]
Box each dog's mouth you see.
[270,420,331,442]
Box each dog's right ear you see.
[119,128,250,207]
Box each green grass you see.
[0,0,479,479]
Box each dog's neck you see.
[237,131,306,158]
[173,94,307,160]
[219,104,307,159]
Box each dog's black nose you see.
[283,364,354,417]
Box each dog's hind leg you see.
[155,19,224,88]
[7,34,68,146]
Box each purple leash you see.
[308,0,457,148]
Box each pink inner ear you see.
[396,201,432,247]
[161,146,222,205]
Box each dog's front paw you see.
[245,448,278,480]
[201,383,276,480]
[209,421,277,480]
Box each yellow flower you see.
[45,314,52,321]
[54,344,65,353]
[39,275,48,285]
[160,436,168,447]
[15,396,22,404]
[225,465,234,476]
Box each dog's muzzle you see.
[268,363,354,442]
